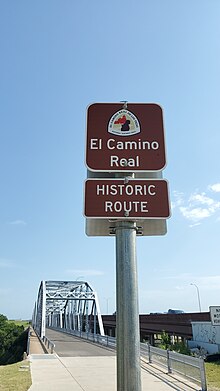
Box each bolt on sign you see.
[86,103,166,172]
[84,179,170,219]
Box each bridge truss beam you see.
[32,280,104,338]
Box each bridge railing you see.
[48,327,207,391]
[26,326,31,356]
[42,335,55,354]
[140,343,207,391]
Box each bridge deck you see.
[45,328,115,357]
[28,329,200,391]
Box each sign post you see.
[116,220,141,391]
[84,102,170,391]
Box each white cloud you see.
[189,193,219,207]
[189,222,201,228]
[0,259,14,268]
[171,191,184,210]
[161,273,220,291]
[65,269,104,277]
[8,220,27,226]
[175,285,185,291]
[180,206,212,221]
[197,275,220,291]
[209,183,220,193]
[159,272,192,281]
[172,186,220,224]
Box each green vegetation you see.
[8,320,30,329]
[0,314,28,365]
[159,331,191,355]
[205,361,220,390]
[158,330,171,349]
[158,331,220,389]
[0,360,31,391]
[0,314,31,390]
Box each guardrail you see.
[26,326,31,356]
[140,343,207,391]
[48,327,207,390]
[42,335,55,353]
[28,326,55,354]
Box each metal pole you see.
[199,357,207,391]
[190,283,202,312]
[115,220,142,391]
[41,281,46,338]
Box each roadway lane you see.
[46,329,115,357]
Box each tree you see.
[0,314,8,327]
[159,330,191,355]
[160,331,171,349]
[0,314,25,364]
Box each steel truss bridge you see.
[32,280,104,338]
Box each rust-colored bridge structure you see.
[102,312,211,344]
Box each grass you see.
[205,361,220,390]
[8,320,31,329]
[0,360,32,391]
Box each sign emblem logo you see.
[108,109,141,136]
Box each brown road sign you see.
[84,179,170,219]
[86,103,166,172]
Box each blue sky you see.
[0,0,220,319]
